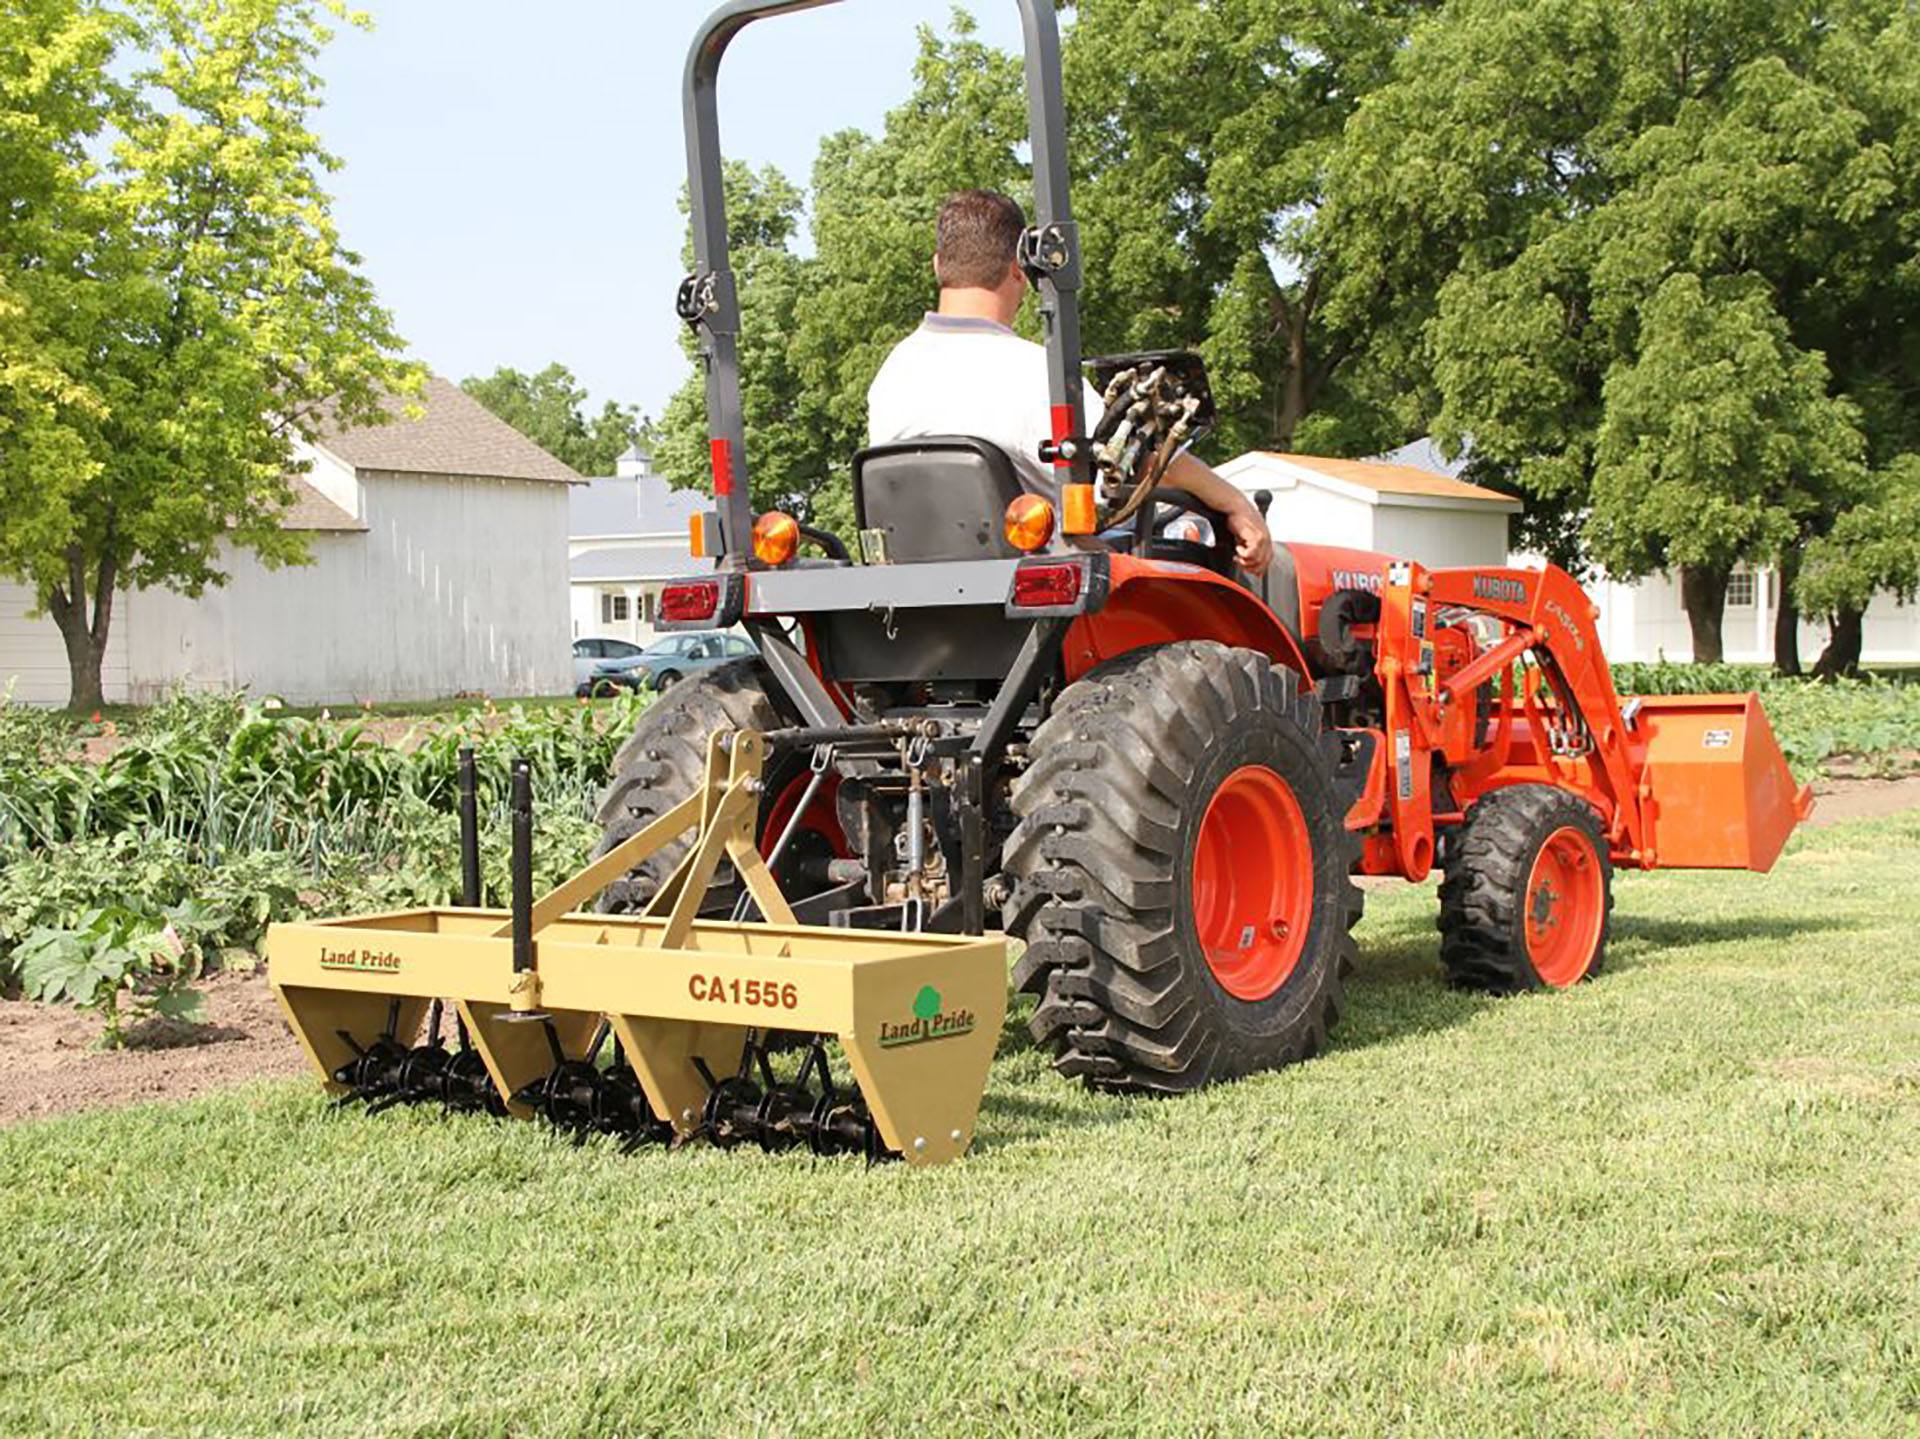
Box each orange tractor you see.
[593,0,1809,1095]
[269,0,1809,1157]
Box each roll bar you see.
[680,0,1089,562]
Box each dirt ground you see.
[0,970,307,1127]
[2,772,1916,1130]
[1804,770,1920,827]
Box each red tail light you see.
[659,580,720,623]
[1011,561,1083,610]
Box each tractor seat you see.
[853,437,1026,563]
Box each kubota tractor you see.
[594,0,1810,1091]
[267,0,1808,1162]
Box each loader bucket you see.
[267,731,1010,1165]
[1632,694,1814,872]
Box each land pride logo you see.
[878,985,976,1049]
[318,946,402,974]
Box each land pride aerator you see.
[269,0,1812,1165]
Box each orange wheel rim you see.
[1191,765,1314,1002]
[760,771,849,859]
[1523,825,1604,986]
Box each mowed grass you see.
[3,817,1918,1436]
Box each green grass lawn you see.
[3,815,1917,1436]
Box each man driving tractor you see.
[867,189,1274,576]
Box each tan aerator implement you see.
[270,736,1006,1165]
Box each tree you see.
[1324,0,1920,664]
[1067,0,1428,459]
[460,364,639,478]
[0,0,415,712]
[1799,456,1920,675]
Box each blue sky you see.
[312,2,1027,420]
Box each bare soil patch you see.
[1805,772,1920,828]
[0,970,306,1127]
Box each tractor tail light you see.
[1010,560,1083,610]
[659,580,721,624]
[753,510,800,566]
[1003,495,1057,553]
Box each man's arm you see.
[1162,451,1273,575]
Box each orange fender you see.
[1064,554,1310,682]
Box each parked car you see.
[572,636,645,688]
[576,632,758,697]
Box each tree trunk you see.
[1812,606,1865,680]
[1679,565,1729,665]
[44,546,116,715]
[1772,550,1801,677]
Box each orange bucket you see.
[1632,694,1814,872]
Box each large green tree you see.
[1067,0,1428,459]
[1324,0,1920,666]
[0,0,414,712]
[651,161,848,528]
[460,363,639,478]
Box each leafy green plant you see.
[16,907,207,1049]
[1611,661,1781,696]
[1609,663,1920,779]
[0,689,651,1001]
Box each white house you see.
[0,375,580,707]
[1219,449,1521,569]
[1368,438,1920,665]
[569,445,712,647]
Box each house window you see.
[1726,571,1756,608]
[600,591,631,624]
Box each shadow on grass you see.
[1608,910,1846,962]
[972,902,1851,1155]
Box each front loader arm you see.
[1372,561,1653,870]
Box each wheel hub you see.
[1523,826,1604,987]
[1190,764,1314,1002]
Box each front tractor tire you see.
[1004,642,1364,1094]
[1438,785,1613,994]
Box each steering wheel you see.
[1131,486,1237,574]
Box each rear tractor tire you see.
[1003,641,1364,1093]
[1437,784,1613,994]
[592,660,843,913]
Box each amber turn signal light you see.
[1004,495,1057,553]
[1061,483,1097,536]
[753,510,800,566]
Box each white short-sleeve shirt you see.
[866,313,1105,507]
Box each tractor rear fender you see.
[1064,554,1311,683]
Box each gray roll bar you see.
[680,0,1089,563]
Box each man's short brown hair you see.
[935,189,1027,289]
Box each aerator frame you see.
[269,737,1006,1165]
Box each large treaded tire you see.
[1437,784,1613,994]
[1002,641,1364,1094]
[592,660,781,913]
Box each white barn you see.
[0,376,580,707]
[568,445,711,648]
[1219,450,1521,569]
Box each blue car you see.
[577,631,757,696]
